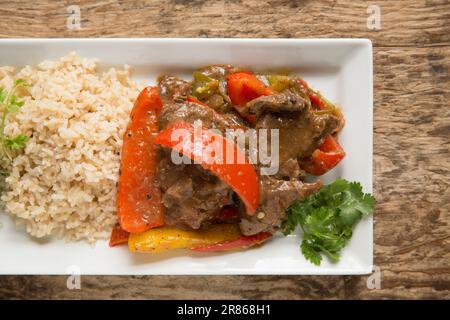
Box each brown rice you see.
[0,53,141,242]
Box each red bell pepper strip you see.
[319,134,344,153]
[297,78,329,111]
[109,225,130,247]
[117,86,165,233]
[298,79,338,113]
[191,232,272,252]
[154,121,260,214]
[227,73,275,123]
[302,135,346,176]
[187,95,209,107]
[308,91,328,110]
[227,73,275,107]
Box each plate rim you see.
[0,38,373,275]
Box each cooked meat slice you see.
[157,99,247,230]
[156,155,231,230]
[198,64,233,79]
[159,101,245,132]
[158,75,192,103]
[239,177,322,235]
[255,107,339,163]
[276,158,304,180]
[163,175,193,206]
[246,90,309,118]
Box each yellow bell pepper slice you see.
[128,224,242,253]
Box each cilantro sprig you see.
[284,179,375,266]
[0,79,30,162]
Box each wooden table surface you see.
[0,0,448,300]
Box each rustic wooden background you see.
[0,0,448,300]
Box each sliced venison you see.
[158,75,192,103]
[255,102,339,163]
[156,155,231,230]
[159,101,245,133]
[246,90,309,118]
[239,177,322,235]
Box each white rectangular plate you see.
[0,38,373,275]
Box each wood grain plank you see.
[364,45,450,299]
[0,275,347,299]
[0,0,448,47]
[0,0,449,300]
[0,45,449,299]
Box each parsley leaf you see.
[0,87,6,104]
[13,79,30,88]
[0,79,30,162]
[284,179,375,265]
[7,95,25,114]
[301,241,322,266]
[5,134,29,150]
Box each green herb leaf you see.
[301,241,322,266]
[13,79,30,88]
[5,134,28,150]
[284,179,375,265]
[0,87,6,103]
[7,95,25,114]
[0,79,30,163]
